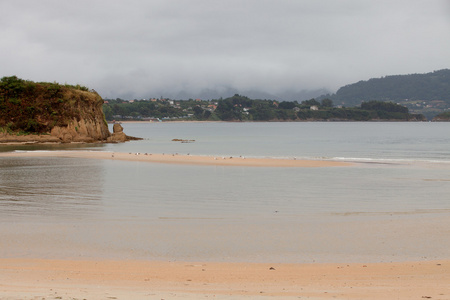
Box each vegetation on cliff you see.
[0,76,104,132]
[0,76,111,143]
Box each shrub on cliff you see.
[0,76,104,134]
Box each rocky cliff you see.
[0,76,137,143]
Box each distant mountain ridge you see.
[333,69,450,104]
[321,69,450,106]
[164,87,330,102]
[317,69,450,119]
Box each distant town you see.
[102,94,427,122]
[103,69,450,121]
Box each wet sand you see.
[0,150,352,167]
[1,151,448,299]
[0,258,449,299]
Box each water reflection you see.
[0,157,104,219]
[0,142,105,153]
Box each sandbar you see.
[0,258,448,299]
[0,150,352,167]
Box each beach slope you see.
[0,259,449,299]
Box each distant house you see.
[310,105,319,111]
[293,107,300,112]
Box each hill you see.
[320,69,450,119]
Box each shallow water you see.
[103,122,450,162]
[1,122,449,263]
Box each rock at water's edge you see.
[106,123,142,143]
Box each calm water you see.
[106,122,450,162]
[1,122,450,263]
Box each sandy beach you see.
[0,258,449,299]
[0,150,352,168]
[1,150,449,299]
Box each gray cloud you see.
[1,0,449,100]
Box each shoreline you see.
[1,258,448,299]
[0,150,353,168]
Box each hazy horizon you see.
[1,1,449,100]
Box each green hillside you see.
[322,69,450,119]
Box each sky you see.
[1,0,449,100]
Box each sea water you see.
[0,122,449,263]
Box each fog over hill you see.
[3,2,449,102]
[162,87,330,102]
[155,69,450,106]
[316,69,450,120]
[321,69,450,106]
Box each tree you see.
[193,106,204,119]
[102,104,113,120]
[321,98,333,108]
[278,101,296,109]
[215,99,242,120]
[361,101,408,113]
[301,99,321,108]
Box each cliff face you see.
[47,88,111,143]
[0,76,114,143]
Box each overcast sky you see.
[1,0,449,99]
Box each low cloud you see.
[1,0,449,99]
